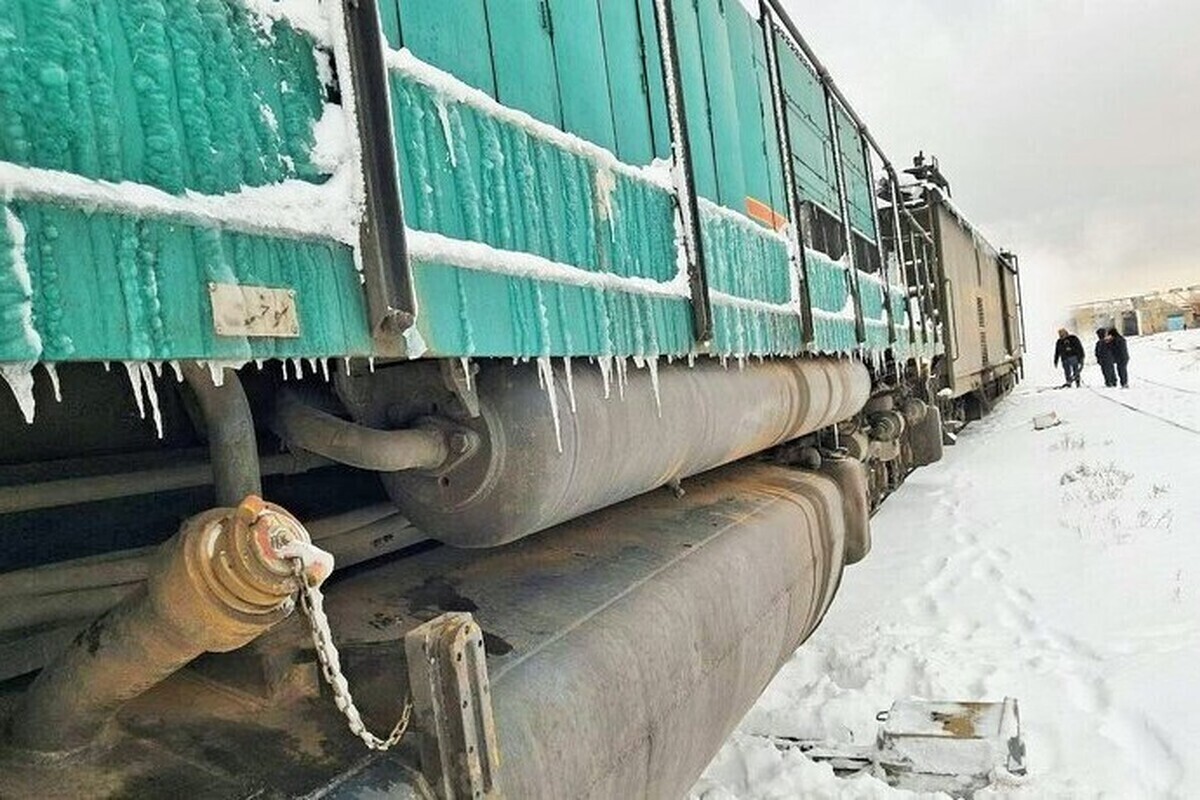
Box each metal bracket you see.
[341,0,416,352]
[651,0,713,347]
[440,359,480,418]
[760,4,815,346]
[404,612,501,800]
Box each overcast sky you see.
[779,0,1200,332]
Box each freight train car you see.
[905,175,1024,419]
[884,157,1026,424]
[0,1,1015,797]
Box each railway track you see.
[1086,386,1200,436]
[1135,376,1200,395]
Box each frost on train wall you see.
[0,0,372,368]
[388,50,694,358]
[0,0,328,192]
[388,45,816,360]
[0,0,923,412]
[0,0,378,423]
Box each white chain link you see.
[292,558,413,751]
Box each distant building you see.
[1071,286,1200,336]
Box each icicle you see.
[594,167,617,239]
[647,356,661,419]
[169,360,183,382]
[403,325,428,359]
[122,362,164,438]
[123,361,147,420]
[368,357,376,373]
[0,362,37,423]
[42,363,62,403]
[306,357,318,377]
[536,356,563,454]
[290,357,304,378]
[737,355,746,371]
[342,357,351,376]
[208,361,227,387]
[320,358,330,382]
[141,363,164,439]
[102,361,111,372]
[151,361,163,378]
[435,99,457,167]
[615,357,627,400]
[687,353,696,368]
[460,357,473,393]
[3,208,41,358]
[255,358,265,370]
[598,355,613,399]
[562,356,576,414]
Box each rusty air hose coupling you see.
[8,497,333,754]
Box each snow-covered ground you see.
[693,328,1200,799]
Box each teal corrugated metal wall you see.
[0,1,370,363]
[0,0,327,193]
[0,0,920,366]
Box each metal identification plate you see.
[209,283,300,338]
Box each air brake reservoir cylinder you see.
[340,357,871,548]
[8,498,332,754]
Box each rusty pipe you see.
[8,497,332,754]
[0,450,329,515]
[182,364,262,506]
[273,389,449,472]
[0,506,424,638]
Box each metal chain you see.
[292,558,413,751]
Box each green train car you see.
[0,1,1019,797]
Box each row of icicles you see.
[1,350,883,452]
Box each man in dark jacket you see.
[1106,328,1130,388]
[1053,328,1085,387]
[1095,328,1117,387]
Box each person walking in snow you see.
[1106,328,1130,388]
[1095,328,1117,387]
[1053,328,1085,387]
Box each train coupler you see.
[7,497,330,754]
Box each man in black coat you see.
[1095,328,1117,387]
[1106,328,1130,388]
[1053,328,1085,387]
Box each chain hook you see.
[288,551,412,751]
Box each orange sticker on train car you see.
[745,197,788,232]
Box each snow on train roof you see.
[922,187,1018,274]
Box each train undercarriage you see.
[0,354,949,798]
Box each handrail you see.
[761,0,898,182]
